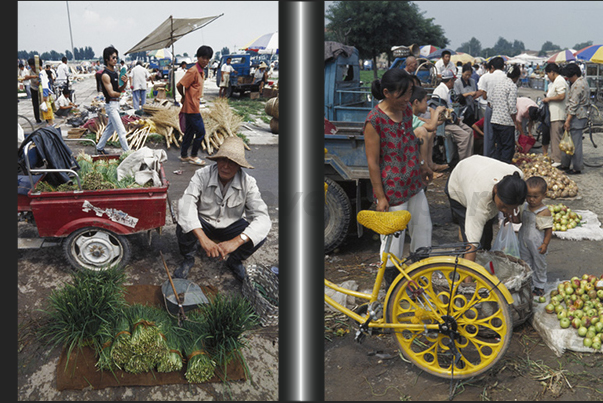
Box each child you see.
[410,84,448,176]
[518,176,553,297]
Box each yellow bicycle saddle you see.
[356,210,412,235]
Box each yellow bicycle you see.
[325,209,514,380]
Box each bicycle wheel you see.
[583,124,603,167]
[385,259,513,380]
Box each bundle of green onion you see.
[121,304,170,374]
[156,325,184,373]
[38,268,127,369]
[195,293,258,378]
[182,315,216,383]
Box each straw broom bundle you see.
[200,98,249,155]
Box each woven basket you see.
[242,264,279,327]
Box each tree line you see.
[17,48,150,63]
[325,1,594,74]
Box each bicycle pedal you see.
[354,329,366,343]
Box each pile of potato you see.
[512,153,579,199]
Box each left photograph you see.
[17,2,279,400]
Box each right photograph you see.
[323,1,603,400]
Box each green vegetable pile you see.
[38,268,258,383]
[33,150,152,192]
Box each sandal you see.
[189,157,206,166]
[566,169,581,175]
[179,156,192,162]
[532,287,544,297]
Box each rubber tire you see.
[63,227,131,271]
[386,261,513,380]
[324,177,352,254]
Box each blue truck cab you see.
[216,54,268,98]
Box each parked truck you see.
[216,53,270,98]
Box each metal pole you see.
[66,1,75,60]
[170,15,175,99]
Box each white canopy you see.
[125,15,223,54]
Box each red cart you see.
[18,142,169,271]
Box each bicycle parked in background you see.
[583,99,603,168]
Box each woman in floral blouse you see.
[363,68,433,286]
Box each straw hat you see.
[259,61,268,69]
[207,136,254,169]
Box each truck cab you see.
[216,53,267,98]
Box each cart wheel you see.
[324,177,351,254]
[63,227,131,271]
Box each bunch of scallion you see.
[196,293,259,379]
[38,267,127,369]
[181,314,216,383]
[156,322,185,373]
[121,304,171,374]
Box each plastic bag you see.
[491,222,520,259]
[517,134,536,153]
[559,130,575,155]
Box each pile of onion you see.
[512,153,579,199]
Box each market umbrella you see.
[547,49,576,64]
[450,52,475,65]
[427,48,456,60]
[419,45,439,57]
[575,44,603,64]
[486,55,509,62]
[473,56,486,63]
[241,32,279,54]
[147,48,172,59]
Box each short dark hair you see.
[410,85,428,104]
[496,172,527,206]
[526,176,547,194]
[196,45,213,59]
[62,56,67,63]
[442,50,451,57]
[462,63,473,74]
[562,63,582,78]
[545,63,561,74]
[103,46,119,65]
[490,57,505,71]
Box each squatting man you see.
[174,136,271,281]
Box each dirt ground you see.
[324,87,603,401]
[17,76,279,400]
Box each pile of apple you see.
[547,203,583,232]
[543,274,603,350]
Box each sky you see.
[325,1,603,53]
[18,1,278,60]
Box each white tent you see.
[507,53,547,65]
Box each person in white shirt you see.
[489,65,521,163]
[55,87,77,117]
[130,62,152,110]
[18,63,31,99]
[434,50,456,80]
[433,70,474,163]
[55,57,70,89]
[219,57,234,98]
[477,57,507,157]
[542,63,569,165]
[175,136,271,280]
[445,155,526,262]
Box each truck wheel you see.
[324,177,351,254]
[63,227,131,271]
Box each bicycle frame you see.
[325,233,440,332]
[324,233,514,331]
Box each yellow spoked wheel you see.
[386,261,513,379]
